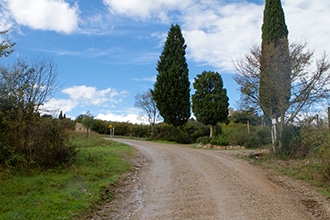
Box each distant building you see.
[228,108,234,117]
[74,122,95,134]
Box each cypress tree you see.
[153,24,190,127]
[259,0,291,150]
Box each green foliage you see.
[245,126,271,149]
[221,123,249,146]
[151,123,192,144]
[260,0,290,118]
[196,136,211,145]
[300,126,328,157]
[192,71,229,129]
[0,118,77,169]
[92,119,109,134]
[0,58,75,169]
[80,112,94,137]
[183,119,209,142]
[153,24,190,127]
[230,108,262,126]
[0,136,134,219]
[261,0,288,44]
[280,125,302,158]
[318,135,330,183]
[210,135,229,146]
[260,39,291,118]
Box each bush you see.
[210,135,229,146]
[245,135,261,149]
[221,123,249,146]
[184,120,209,142]
[196,136,211,145]
[281,125,302,158]
[314,133,330,182]
[29,119,77,168]
[0,118,77,169]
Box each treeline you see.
[90,110,272,147]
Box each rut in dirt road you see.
[94,139,323,220]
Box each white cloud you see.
[41,98,76,116]
[96,107,150,124]
[182,0,330,71]
[182,2,264,71]
[104,0,330,72]
[62,85,127,106]
[3,0,79,33]
[283,0,330,56]
[103,0,192,21]
[41,85,128,118]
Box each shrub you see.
[245,135,262,149]
[316,133,330,182]
[184,120,209,142]
[0,118,77,169]
[210,135,229,146]
[26,118,77,168]
[196,136,211,145]
[255,126,272,145]
[280,125,302,158]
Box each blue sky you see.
[0,0,329,123]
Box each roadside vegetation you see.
[0,133,134,220]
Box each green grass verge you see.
[246,154,330,197]
[0,134,134,220]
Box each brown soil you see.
[91,139,330,220]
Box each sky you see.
[0,0,329,124]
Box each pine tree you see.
[192,71,229,137]
[259,0,291,151]
[153,24,190,127]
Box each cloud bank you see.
[1,0,79,33]
[41,85,128,117]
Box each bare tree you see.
[134,89,160,136]
[0,56,58,157]
[234,42,330,126]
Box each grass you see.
[0,133,135,220]
[246,153,330,197]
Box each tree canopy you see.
[153,24,190,127]
[260,0,290,119]
[192,71,229,137]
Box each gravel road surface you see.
[92,139,330,220]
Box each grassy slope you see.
[0,134,134,220]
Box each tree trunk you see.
[210,125,213,138]
[271,117,276,153]
[278,112,285,151]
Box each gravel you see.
[92,139,330,220]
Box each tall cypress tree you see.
[153,24,190,127]
[259,0,291,150]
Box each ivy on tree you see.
[153,24,190,127]
[192,71,229,138]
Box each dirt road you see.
[92,139,330,220]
